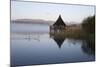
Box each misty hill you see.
[11,19,81,26]
[11,19,54,25]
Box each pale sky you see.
[11,1,95,23]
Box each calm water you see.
[10,23,95,66]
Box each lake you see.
[10,23,95,66]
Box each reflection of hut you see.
[53,37,65,48]
[50,33,66,48]
[50,15,66,33]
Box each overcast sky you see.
[11,1,95,23]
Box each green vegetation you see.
[63,15,95,40]
[82,15,95,34]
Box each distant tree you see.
[82,15,95,34]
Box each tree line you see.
[81,15,95,34]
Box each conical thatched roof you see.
[53,15,66,26]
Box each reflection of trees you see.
[50,33,66,48]
[81,39,95,55]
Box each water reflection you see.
[11,32,95,66]
[81,40,95,55]
[50,33,66,48]
[50,32,95,56]
[12,32,95,56]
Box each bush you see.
[82,15,95,34]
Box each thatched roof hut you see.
[50,15,66,33]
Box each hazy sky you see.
[11,1,95,23]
